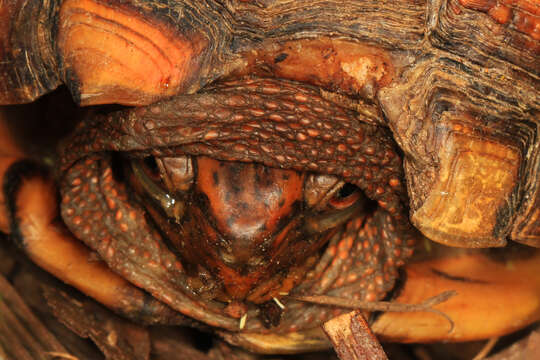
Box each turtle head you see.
[129,155,364,302]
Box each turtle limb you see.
[224,249,540,353]
[371,250,540,342]
[0,156,185,325]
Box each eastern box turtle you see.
[0,0,539,358]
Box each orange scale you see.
[347,273,358,283]
[295,94,309,102]
[364,291,377,302]
[327,245,337,257]
[329,256,341,269]
[296,132,308,141]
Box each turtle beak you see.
[130,155,360,301]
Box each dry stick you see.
[0,343,8,359]
[44,352,81,360]
[292,290,457,332]
[324,311,389,360]
[472,337,499,360]
[0,317,34,360]
[0,275,70,359]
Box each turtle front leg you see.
[0,132,184,326]
[372,250,540,342]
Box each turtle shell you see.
[1,0,537,248]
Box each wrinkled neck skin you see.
[58,77,416,335]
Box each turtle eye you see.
[140,156,161,179]
[129,156,192,223]
[144,156,158,171]
[329,183,360,209]
[302,178,364,235]
[131,158,177,208]
[304,174,361,211]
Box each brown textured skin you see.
[58,77,416,333]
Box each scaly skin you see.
[58,77,416,333]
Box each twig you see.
[291,290,457,332]
[472,337,499,360]
[323,311,388,360]
[0,274,68,359]
[412,346,432,360]
[45,352,81,360]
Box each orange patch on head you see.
[196,157,303,253]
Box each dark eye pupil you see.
[143,156,159,174]
[337,183,357,198]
